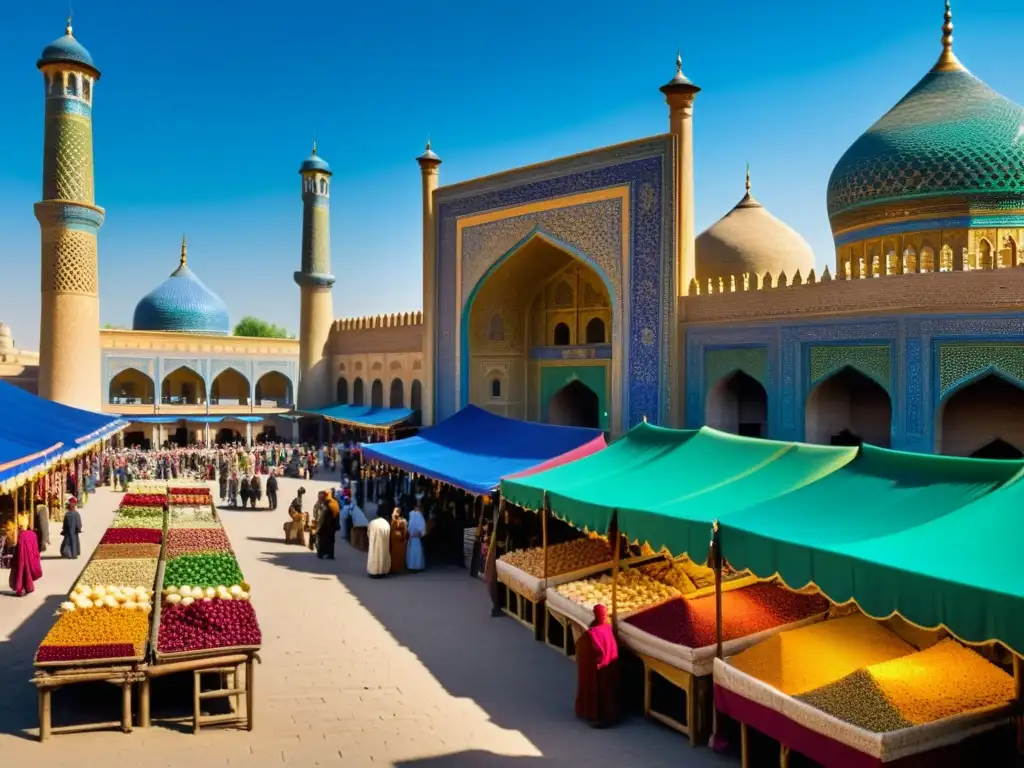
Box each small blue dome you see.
[133,258,231,335]
[38,25,97,72]
[299,144,331,175]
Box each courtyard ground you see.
[0,478,731,767]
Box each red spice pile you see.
[624,583,829,649]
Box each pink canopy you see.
[504,434,607,480]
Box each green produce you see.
[163,552,245,589]
[111,513,164,529]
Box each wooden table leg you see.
[38,687,52,742]
[687,676,697,747]
[121,681,132,733]
[643,664,652,717]
[192,670,201,734]
[245,657,255,731]
[780,744,791,768]
[740,722,750,768]
[139,678,150,728]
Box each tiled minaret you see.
[417,140,442,425]
[294,143,335,410]
[36,18,104,409]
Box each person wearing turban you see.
[575,603,620,727]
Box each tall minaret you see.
[660,51,701,296]
[417,140,442,425]
[35,18,104,409]
[294,143,335,410]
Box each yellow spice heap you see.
[556,568,680,614]
[866,638,1015,725]
[730,614,914,696]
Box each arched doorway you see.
[162,366,205,406]
[255,371,292,407]
[805,367,892,447]
[211,368,250,406]
[390,379,404,408]
[971,439,1023,460]
[336,377,348,404]
[109,368,155,405]
[353,378,365,406]
[411,380,422,412]
[371,379,384,407]
[706,371,768,438]
[465,235,614,426]
[937,374,1024,456]
[547,380,600,429]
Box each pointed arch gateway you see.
[463,230,616,429]
[706,370,767,438]
[109,367,156,405]
[254,371,293,407]
[210,367,250,406]
[805,366,892,448]
[936,371,1024,457]
[161,365,206,405]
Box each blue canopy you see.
[0,381,127,487]
[359,405,604,495]
[126,415,266,424]
[303,404,414,429]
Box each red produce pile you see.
[157,599,261,654]
[121,493,165,508]
[624,583,830,649]
[169,487,210,495]
[101,528,163,545]
[166,528,233,557]
[37,643,137,663]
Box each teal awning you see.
[302,404,414,429]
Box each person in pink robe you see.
[575,603,620,727]
[9,526,42,597]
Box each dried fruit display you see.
[865,638,1015,725]
[37,643,138,663]
[163,552,245,589]
[100,528,162,545]
[92,543,161,560]
[37,606,151,661]
[500,537,611,578]
[169,494,212,506]
[110,513,164,529]
[556,568,681,614]
[157,598,261,654]
[796,669,913,733]
[78,558,158,590]
[168,487,210,495]
[120,494,165,508]
[166,528,233,557]
[729,614,914,696]
[639,558,697,593]
[625,584,829,649]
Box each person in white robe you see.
[367,512,392,577]
[407,505,427,572]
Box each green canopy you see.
[500,423,857,556]
[719,446,1024,652]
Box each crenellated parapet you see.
[333,311,423,333]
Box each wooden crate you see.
[503,584,542,639]
[544,605,577,658]
[639,653,711,747]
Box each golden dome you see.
[695,168,815,284]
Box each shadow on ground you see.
[259,541,732,767]
[394,751,550,767]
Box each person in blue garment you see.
[406,501,427,572]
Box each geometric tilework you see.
[704,347,767,391]
[809,344,891,391]
[938,343,1024,399]
[132,263,231,335]
[41,228,97,294]
[44,114,94,204]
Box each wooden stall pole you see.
[486,499,505,616]
[712,519,723,661]
[610,510,621,629]
[246,655,256,731]
[12,483,19,546]
[541,491,549,590]
[1015,653,1023,753]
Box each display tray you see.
[497,559,614,602]
[620,611,828,677]
[543,585,668,626]
[34,650,146,669]
[153,643,261,663]
[713,657,1014,764]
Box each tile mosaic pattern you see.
[937,343,1024,399]
[44,114,94,203]
[132,264,231,335]
[704,347,768,390]
[827,69,1024,217]
[809,344,892,392]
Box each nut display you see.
[92,543,162,560]
[500,537,611,578]
[625,583,829,649]
[556,568,680,614]
[78,558,158,590]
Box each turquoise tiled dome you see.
[38,26,97,71]
[133,258,231,335]
[827,67,1024,219]
[299,149,331,174]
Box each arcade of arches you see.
[466,236,612,430]
[109,366,293,408]
[335,375,423,410]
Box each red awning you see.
[504,434,607,480]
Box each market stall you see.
[710,447,1024,766]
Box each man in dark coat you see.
[60,497,83,559]
[266,473,278,510]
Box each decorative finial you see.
[66,13,73,36]
[425,136,432,152]
[745,162,751,195]
[675,49,682,75]
[933,0,965,72]
[311,139,317,156]
[180,234,187,267]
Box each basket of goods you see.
[547,567,682,625]
[36,585,155,665]
[120,493,166,508]
[497,536,613,600]
[714,615,1017,764]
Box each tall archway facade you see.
[706,371,768,438]
[805,367,892,447]
[937,373,1024,457]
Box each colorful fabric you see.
[9,529,42,595]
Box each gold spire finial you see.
[745,162,751,195]
[180,234,187,267]
[66,13,73,36]
[933,0,965,72]
[675,49,682,75]
[312,139,317,156]
[425,136,432,152]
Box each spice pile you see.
[499,536,611,578]
[730,616,1015,733]
[36,493,165,665]
[625,583,829,648]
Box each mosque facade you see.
[7,7,1024,458]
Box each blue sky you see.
[1,0,1022,349]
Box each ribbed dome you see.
[827,7,1024,223]
[299,143,331,175]
[38,23,97,72]
[133,241,230,335]
[696,175,815,284]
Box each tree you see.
[233,316,294,338]
[102,323,128,330]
